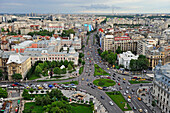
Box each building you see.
[6,54,31,81]
[101,34,114,51]
[113,36,137,53]
[117,51,139,69]
[152,60,170,113]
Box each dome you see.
[50,37,55,41]
[56,37,61,40]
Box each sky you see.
[0,0,170,14]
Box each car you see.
[140,84,143,87]
[133,106,137,110]
[101,96,105,99]
[138,109,143,112]
[107,68,109,70]
[109,101,114,106]
[123,81,126,83]
[98,87,102,90]
[123,78,126,80]
[126,90,129,94]
[138,97,142,101]
[119,87,122,90]
[112,78,115,80]
[127,98,131,102]
[123,93,126,96]
[118,83,120,86]
[128,82,131,85]
[144,109,148,113]
[128,96,131,99]
[131,92,134,95]
[132,89,135,92]
[126,86,129,89]
[82,78,84,81]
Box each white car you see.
[144,109,148,113]
[127,98,131,102]
[126,90,129,94]
[126,86,129,89]
[123,93,126,96]
[109,101,114,106]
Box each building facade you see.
[117,51,139,69]
[6,54,31,81]
[152,61,170,113]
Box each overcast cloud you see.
[0,0,169,13]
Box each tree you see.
[38,63,44,70]
[78,58,82,64]
[29,88,34,94]
[0,69,3,78]
[12,73,22,81]
[68,64,73,71]
[82,61,85,65]
[79,53,84,58]
[22,89,31,100]
[116,46,122,54]
[61,29,75,37]
[51,60,57,68]
[18,29,21,35]
[61,68,66,74]
[35,65,42,75]
[0,87,7,98]
[47,89,65,100]
[63,60,69,68]
[35,95,43,105]
[53,67,61,75]
[1,28,5,32]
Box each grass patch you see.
[106,91,132,111]
[93,79,116,87]
[86,36,89,45]
[37,77,75,82]
[94,64,110,76]
[58,81,79,85]
[28,74,41,80]
[23,102,43,113]
[129,80,152,84]
[71,103,93,113]
[79,66,84,75]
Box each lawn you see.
[94,64,110,76]
[23,102,43,113]
[106,91,132,111]
[58,81,79,85]
[79,66,84,75]
[28,74,41,80]
[93,79,116,87]
[129,80,152,84]
[23,102,93,113]
[71,103,93,113]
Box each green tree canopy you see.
[63,60,69,68]
[116,46,122,54]
[78,58,82,64]
[0,69,3,78]
[35,65,42,75]
[0,87,7,98]
[12,73,22,80]
[53,67,61,75]
[68,64,73,70]
[79,53,84,58]
[61,29,75,37]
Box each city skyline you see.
[0,0,170,14]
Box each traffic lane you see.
[77,85,124,113]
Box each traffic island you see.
[106,91,132,111]
[93,79,116,87]
[94,64,110,76]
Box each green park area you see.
[94,64,110,76]
[79,66,84,75]
[24,102,93,113]
[106,91,132,111]
[129,80,152,84]
[23,102,43,113]
[26,60,75,80]
[93,79,116,87]
[71,103,93,113]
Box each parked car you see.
[109,101,114,106]
[133,106,137,110]
[144,109,148,113]
[138,109,143,112]
[101,96,105,99]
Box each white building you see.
[117,51,139,69]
